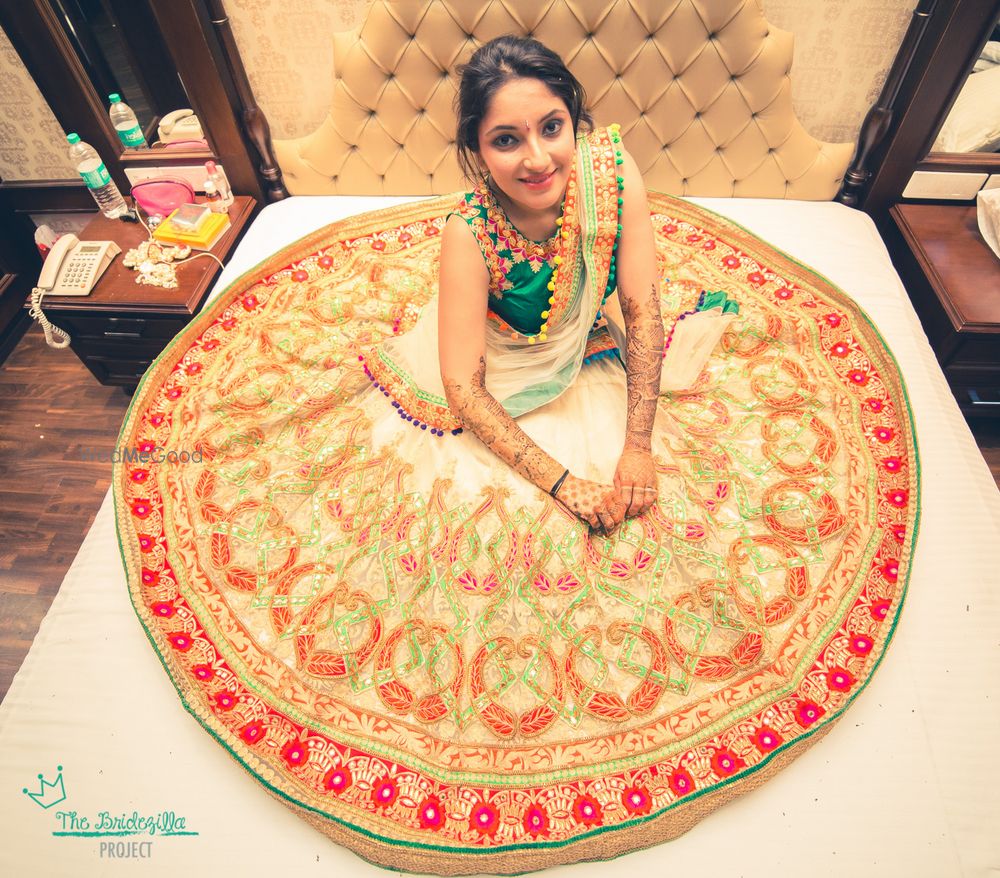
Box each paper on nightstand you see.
[977,187,1000,260]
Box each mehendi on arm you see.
[616,152,664,452]
[442,358,565,494]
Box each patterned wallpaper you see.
[0,25,76,181]
[225,0,913,145]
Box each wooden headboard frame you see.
[210,0,855,202]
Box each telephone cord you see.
[29,288,71,349]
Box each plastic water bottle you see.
[108,94,147,148]
[67,133,128,219]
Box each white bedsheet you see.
[2,196,998,877]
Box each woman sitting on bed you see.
[435,35,663,534]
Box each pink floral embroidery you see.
[418,795,444,830]
[621,785,652,815]
[827,668,854,692]
[572,794,603,826]
[281,738,309,767]
[870,599,891,620]
[214,691,236,711]
[668,768,695,796]
[372,778,398,808]
[795,700,825,727]
[192,664,214,681]
[711,748,744,777]
[754,726,783,752]
[167,632,192,651]
[849,634,874,656]
[469,802,499,836]
[324,766,352,794]
[240,720,266,745]
[523,805,549,837]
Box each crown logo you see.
[23,764,67,810]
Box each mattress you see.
[2,195,997,877]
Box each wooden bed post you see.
[837,0,940,208]
[207,0,289,202]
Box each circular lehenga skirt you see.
[114,194,917,874]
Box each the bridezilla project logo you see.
[21,763,199,859]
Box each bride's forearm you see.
[621,281,664,450]
[443,356,565,493]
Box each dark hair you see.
[455,35,593,181]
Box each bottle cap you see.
[66,133,80,144]
[109,93,121,103]
[205,161,217,174]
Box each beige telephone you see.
[158,108,204,143]
[29,234,121,348]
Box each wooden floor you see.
[0,326,132,703]
[1,325,1000,705]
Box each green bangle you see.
[550,468,570,497]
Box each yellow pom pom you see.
[548,296,555,305]
[547,282,555,291]
[555,217,563,226]
[528,335,537,345]
[541,310,549,318]
[540,322,548,331]
[539,333,547,341]
[554,255,562,265]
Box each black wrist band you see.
[550,468,570,497]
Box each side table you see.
[27,195,256,389]
[889,202,1000,417]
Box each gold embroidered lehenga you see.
[114,127,918,874]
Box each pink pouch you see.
[131,176,195,217]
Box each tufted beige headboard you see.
[272,0,853,199]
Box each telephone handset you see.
[29,234,121,348]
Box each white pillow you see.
[931,63,1000,153]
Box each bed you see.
[2,1,999,875]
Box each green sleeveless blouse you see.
[453,187,558,335]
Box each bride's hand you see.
[614,447,658,518]
[554,475,626,533]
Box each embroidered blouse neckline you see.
[477,184,560,257]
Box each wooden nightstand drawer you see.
[946,334,1000,368]
[71,334,168,361]
[54,313,189,342]
[80,354,154,386]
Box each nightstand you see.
[889,202,1000,417]
[27,195,256,389]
